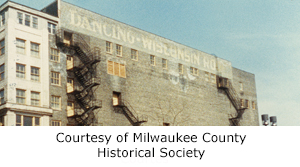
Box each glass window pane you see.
[23,116,32,126]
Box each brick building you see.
[0,0,259,126]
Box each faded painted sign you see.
[60,2,232,79]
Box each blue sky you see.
[7,0,300,125]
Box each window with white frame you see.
[0,64,4,81]
[178,64,183,74]
[16,89,26,104]
[16,64,25,79]
[16,115,40,126]
[16,39,25,54]
[30,42,39,57]
[51,120,61,126]
[51,71,60,85]
[32,17,38,29]
[31,91,40,106]
[131,49,138,60]
[31,67,39,81]
[25,14,30,26]
[106,41,112,53]
[50,48,59,62]
[17,12,23,24]
[0,89,4,105]
[116,44,122,56]
[0,39,5,55]
[150,55,155,66]
[48,22,56,34]
[162,58,167,69]
[51,96,61,109]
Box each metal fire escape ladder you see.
[217,76,246,126]
[116,100,147,126]
[56,29,101,126]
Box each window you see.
[48,22,56,34]
[0,64,4,81]
[51,72,60,85]
[107,61,126,78]
[150,55,155,66]
[67,101,74,117]
[63,32,72,45]
[240,99,244,108]
[211,74,216,83]
[0,89,4,105]
[50,48,59,62]
[240,82,243,91]
[16,115,40,126]
[106,41,112,53]
[178,64,183,74]
[0,39,5,55]
[16,64,25,79]
[16,89,26,104]
[31,91,40,106]
[51,120,61,126]
[116,44,122,56]
[252,101,256,110]
[31,67,40,81]
[190,67,198,76]
[245,99,250,109]
[66,55,73,70]
[0,116,3,126]
[113,92,121,106]
[131,49,138,60]
[1,12,5,26]
[16,39,25,54]
[163,123,170,126]
[51,96,61,109]
[67,78,74,93]
[204,72,210,81]
[32,17,38,29]
[17,12,23,24]
[25,14,30,26]
[162,58,167,69]
[30,42,39,57]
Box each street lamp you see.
[261,114,277,126]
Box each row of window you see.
[15,115,61,126]
[241,99,256,110]
[15,64,40,81]
[16,38,40,57]
[16,89,40,106]
[17,12,38,29]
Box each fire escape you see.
[217,76,246,126]
[115,100,148,126]
[56,30,101,126]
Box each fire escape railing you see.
[56,29,101,126]
[115,100,148,126]
[217,76,246,126]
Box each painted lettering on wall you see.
[68,10,229,73]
